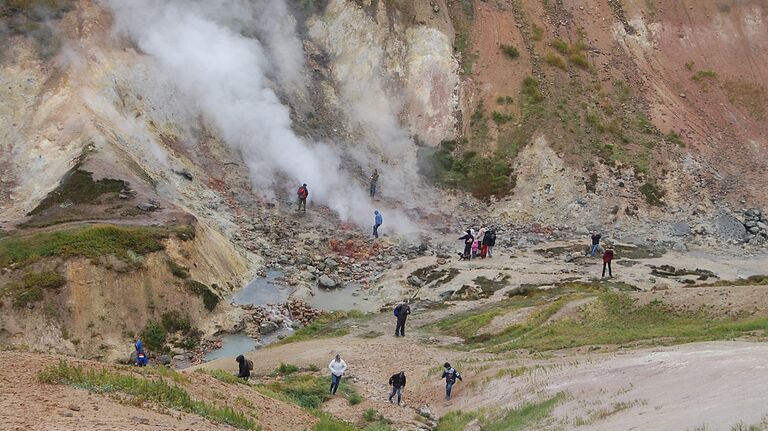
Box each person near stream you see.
[441,362,462,401]
[329,354,347,395]
[369,169,379,198]
[373,210,383,238]
[602,245,615,278]
[236,354,252,380]
[388,371,406,405]
[458,230,474,260]
[393,300,411,337]
[297,184,309,212]
[590,231,602,256]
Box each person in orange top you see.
[602,245,615,278]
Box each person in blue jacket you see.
[373,210,383,238]
[135,339,148,367]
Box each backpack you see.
[393,305,400,317]
[246,359,254,371]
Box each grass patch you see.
[692,69,718,82]
[185,280,219,311]
[698,275,768,287]
[569,52,590,69]
[273,311,360,345]
[551,38,570,54]
[3,271,66,308]
[141,321,167,351]
[195,368,249,385]
[492,111,515,125]
[275,363,300,375]
[484,392,565,430]
[545,52,567,70]
[358,331,384,339]
[161,310,192,333]
[435,411,478,431]
[28,170,126,216]
[639,181,664,206]
[521,76,545,118]
[500,44,519,59]
[167,259,190,279]
[531,24,544,41]
[261,373,357,409]
[665,131,684,146]
[39,361,257,429]
[724,80,766,119]
[0,224,179,267]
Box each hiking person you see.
[373,210,383,238]
[134,339,147,367]
[369,169,379,198]
[328,354,347,395]
[487,229,497,258]
[297,184,309,212]
[476,227,486,258]
[458,230,474,260]
[602,245,615,278]
[441,362,462,400]
[590,231,602,256]
[471,237,479,258]
[236,354,252,380]
[481,228,491,258]
[388,371,406,405]
[393,300,411,337]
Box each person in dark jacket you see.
[487,230,497,258]
[602,245,615,278]
[297,184,309,212]
[388,371,406,405]
[394,300,411,337]
[441,362,462,400]
[458,230,474,260]
[481,229,491,258]
[590,231,602,256]
[236,354,250,380]
[369,169,379,198]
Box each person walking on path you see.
[441,362,462,400]
[602,245,615,278]
[297,184,309,212]
[487,229,497,258]
[329,354,347,395]
[236,354,251,380]
[373,210,383,238]
[481,228,491,258]
[369,169,379,198]
[388,371,406,405]
[590,231,602,256]
[458,230,474,260]
[394,300,411,337]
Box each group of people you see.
[590,231,614,278]
[458,227,497,260]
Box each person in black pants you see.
[394,300,411,337]
[602,246,614,278]
[388,371,406,405]
[458,230,474,260]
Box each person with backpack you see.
[369,169,379,198]
[602,245,615,278]
[388,371,406,405]
[328,354,347,395]
[236,354,252,380]
[373,210,383,238]
[590,231,602,256]
[481,228,491,258]
[458,230,474,260]
[297,184,309,212]
[134,339,147,367]
[393,300,411,337]
[441,362,462,400]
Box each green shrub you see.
[28,170,126,215]
[363,409,379,422]
[185,280,219,311]
[551,38,570,54]
[692,69,718,82]
[262,374,357,409]
[545,52,567,70]
[161,311,191,333]
[500,44,519,59]
[569,52,589,69]
[167,260,190,279]
[639,182,665,206]
[531,24,544,41]
[276,363,300,375]
[39,361,256,429]
[348,392,362,405]
[5,271,66,308]
[492,111,514,125]
[141,321,167,351]
[665,131,684,146]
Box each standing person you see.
[236,354,251,380]
[487,229,497,258]
[393,300,411,337]
[481,228,491,259]
[297,184,309,212]
[441,362,462,401]
[590,231,602,256]
[388,371,406,405]
[471,238,479,258]
[328,354,347,395]
[369,169,379,198]
[602,245,615,278]
[458,230,474,259]
[373,210,383,238]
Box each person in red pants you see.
[602,245,614,278]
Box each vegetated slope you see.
[438,0,767,214]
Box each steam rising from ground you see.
[104,0,417,234]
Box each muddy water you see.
[308,283,378,312]
[232,270,293,306]
[203,334,258,361]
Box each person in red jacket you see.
[297,184,308,212]
[602,245,614,278]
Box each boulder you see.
[407,275,424,287]
[318,274,338,288]
[670,222,691,237]
[714,213,747,241]
[158,355,172,365]
[324,258,338,270]
[260,321,279,334]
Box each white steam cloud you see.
[103,0,417,234]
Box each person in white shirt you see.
[328,354,348,395]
